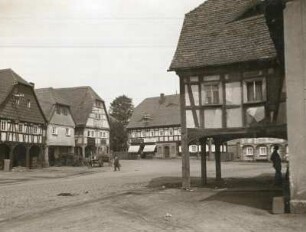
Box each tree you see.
[109,95,134,127]
[109,95,134,152]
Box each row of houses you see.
[126,93,288,161]
[0,69,110,170]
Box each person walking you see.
[270,145,282,186]
[114,155,120,171]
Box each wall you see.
[47,124,75,147]
[284,0,306,213]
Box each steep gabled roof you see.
[127,94,180,129]
[35,88,71,121]
[0,69,46,124]
[169,0,277,70]
[0,69,32,105]
[54,86,104,126]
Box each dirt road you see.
[0,160,305,231]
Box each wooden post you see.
[180,76,190,189]
[82,145,86,158]
[26,146,30,169]
[44,146,49,167]
[200,138,207,186]
[208,138,212,161]
[215,140,222,181]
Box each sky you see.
[0,0,204,108]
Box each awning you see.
[128,145,140,153]
[143,145,156,153]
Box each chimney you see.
[159,93,165,104]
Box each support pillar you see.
[284,0,306,213]
[208,138,213,161]
[200,138,207,186]
[26,146,30,169]
[180,76,190,189]
[215,140,222,181]
[44,146,49,167]
[9,145,15,170]
[82,145,86,158]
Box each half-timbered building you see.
[127,94,181,158]
[54,87,110,158]
[169,0,286,187]
[0,69,46,170]
[35,88,75,166]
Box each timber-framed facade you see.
[127,94,181,158]
[0,69,47,170]
[170,0,286,188]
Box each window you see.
[246,147,254,156]
[159,129,164,136]
[246,80,263,102]
[1,121,7,131]
[56,105,61,114]
[169,128,173,136]
[62,107,68,116]
[27,100,31,108]
[18,124,23,132]
[33,126,38,134]
[66,128,71,136]
[202,84,220,104]
[15,98,20,105]
[259,146,267,156]
[52,127,57,135]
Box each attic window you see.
[27,100,31,108]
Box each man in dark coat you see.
[270,145,282,186]
[114,155,120,171]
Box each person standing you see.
[114,155,120,171]
[270,145,282,186]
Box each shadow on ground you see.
[147,174,283,212]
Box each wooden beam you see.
[215,140,222,181]
[200,138,207,186]
[180,77,190,189]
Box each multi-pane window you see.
[33,126,38,134]
[56,105,61,114]
[246,80,263,102]
[27,100,31,108]
[259,146,267,156]
[63,107,68,116]
[246,147,254,156]
[1,121,7,131]
[18,124,23,132]
[203,84,220,104]
[52,126,57,135]
[66,128,71,136]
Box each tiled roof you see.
[35,88,71,121]
[0,69,31,105]
[53,87,104,126]
[127,94,180,129]
[0,69,46,124]
[169,0,277,70]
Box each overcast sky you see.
[0,0,204,108]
